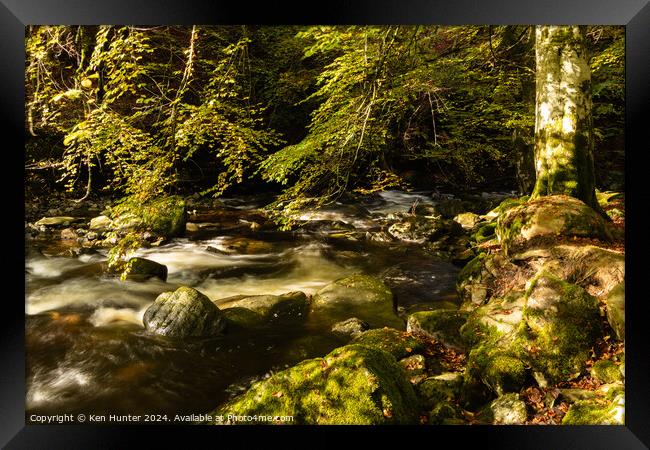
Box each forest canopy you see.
[25,25,624,217]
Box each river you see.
[25,190,462,419]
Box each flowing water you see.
[25,190,460,420]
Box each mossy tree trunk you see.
[531,26,603,214]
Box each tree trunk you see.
[531,26,603,213]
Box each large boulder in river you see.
[496,195,610,254]
[123,257,168,281]
[205,344,419,424]
[218,291,308,322]
[143,286,226,337]
[311,274,401,328]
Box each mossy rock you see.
[605,282,625,341]
[311,274,401,328]
[206,344,419,424]
[561,392,625,425]
[417,372,464,409]
[454,212,481,230]
[351,328,424,359]
[460,291,526,347]
[478,393,528,425]
[496,195,610,255]
[112,196,187,238]
[219,237,277,255]
[522,271,601,385]
[218,291,308,322]
[465,344,527,397]
[331,317,370,337]
[590,360,623,384]
[542,245,624,296]
[483,196,529,221]
[471,222,497,244]
[428,402,464,425]
[221,307,266,330]
[121,257,168,282]
[406,310,469,350]
[456,253,516,310]
[387,216,449,243]
[143,286,226,337]
[35,216,84,227]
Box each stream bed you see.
[25,190,464,420]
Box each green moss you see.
[417,373,463,409]
[406,310,469,350]
[590,360,623,384]
[471,222,497,243]
[561,393,625,425]
[207,344,419,424]
[522,271,601,384]
[351,328,424,359]
[465,344,526,397]
[428,402,463,425]
[112,195,187,238]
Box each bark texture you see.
[532,26,601,213]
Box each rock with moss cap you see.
[110,257,168,282]
[456,253,516,310]
[111,196,187,239]
[143,286,226,337]
[590,360,623,384]
[407,310,469,351]
[561,383,624,425]
[205,344,419,424]
[461,270,601,392]
[496,195,610,255]
[351,328,424,359]
[311,274,401,328]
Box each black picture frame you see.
[3,0,648,448]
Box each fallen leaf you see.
[272,391,283,398]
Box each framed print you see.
[2,0,648,447]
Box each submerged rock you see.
[206,344,419,424]
[218,291,307,322]
[496,195,610,254]
[221,307,266,330]
[143,286,226,337]
[311,274,400,328]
